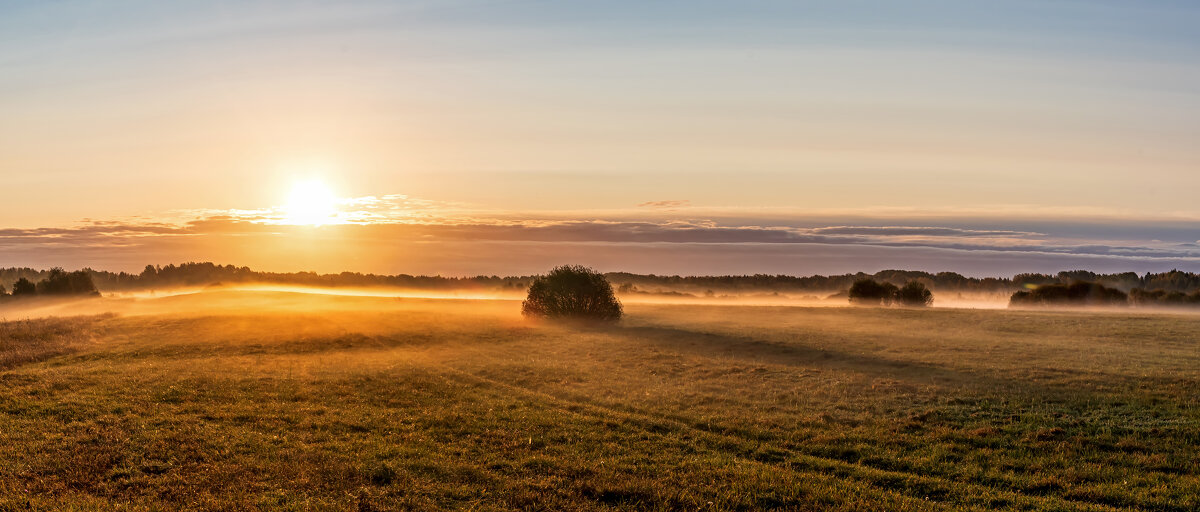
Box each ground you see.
[0,291,1197,511]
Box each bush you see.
[1009,282,1127,307]
[11,278,36,297]
[35,268,98,296]
[847,279,898,306]
[522,265,623,321]
[895,281,933,307]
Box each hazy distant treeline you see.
[1009,282,1130,307]
[0,267,98,299]
[0,263,535,294]
[1009,280,1200,308]
[3,263,1200,299]
[607,269,1200,296]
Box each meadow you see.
[0,291,1197,511]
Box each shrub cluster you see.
[1009,282,1127,307]
[0,268,98,300]
[847,279,933,307]
[522,265,623,322]
[1129,288,1200,307]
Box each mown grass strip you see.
[438,365,1121,512]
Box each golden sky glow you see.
[2,1,1198,275]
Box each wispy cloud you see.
[166,194,453,226]
[2,216,1197,259]
[637,200,691,210]
[809,226,1043,238]
[2,193,1199,275]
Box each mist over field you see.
[10,260,1200,321]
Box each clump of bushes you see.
[847,279,933,307]
[1,268,98,300]
[848,279,898,306]
[895,281,934,307]
[1009,282,1127,307]
[522,265,623,322]
[10,278,36,297]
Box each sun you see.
[284,180,338,225]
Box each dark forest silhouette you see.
[2,262,1200,307]
[1009,282,1128,307]
[0,268,97,300]
[847,279,934,307]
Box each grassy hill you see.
[0,292,1197,510]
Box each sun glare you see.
[284,180,338,226]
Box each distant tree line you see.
[607,270,1007,296]
[1128,288,1200,307]
[0,263,537,295]
[1009,282,1128,307]
[607,269,1200,298]
[1008,275,1200,309]
[0,268,98,300]
[3,263,1200,306]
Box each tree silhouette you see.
[848,279,898,306]
[895,281,934,307]
[1009,282,1127,307]
[11,277,36,296]
[34,267,98,296]
[522,265,623,321]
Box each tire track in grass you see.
[435,364,1121,512]
[430,366,955,512]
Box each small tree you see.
[848,278,898,306]
[34,268,98,296]
[11,277,36,297]
[895,281,934,307]
[522,265,623,321]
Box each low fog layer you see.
[0,287,519,321]
[7,285,1196,326]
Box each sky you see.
[1,0,1199,277]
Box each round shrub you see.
[10,277,36,297]
[895,281,934,307]
[522,265,623,321]
[847,278,898,306]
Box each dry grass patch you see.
[0,314,111,369]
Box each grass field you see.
[0,292,1197,511]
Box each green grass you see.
[0,294,1197,510]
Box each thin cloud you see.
[637,200,691,209]
[2,195,1199,274]
[809,226,1043,238]
[1,216,1197,261]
